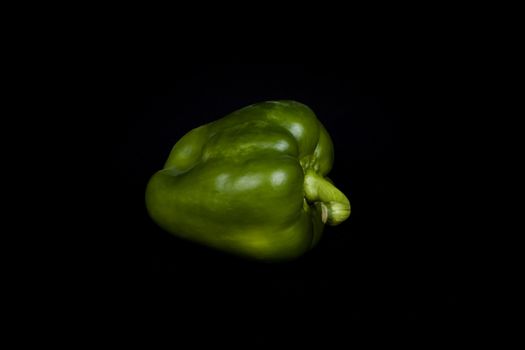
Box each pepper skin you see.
[146,100,350,261]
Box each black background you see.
[76,63,465,340]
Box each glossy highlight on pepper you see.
[145,100,350,261]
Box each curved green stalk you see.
[303,169,350,225]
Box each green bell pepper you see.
[146,100,350,261]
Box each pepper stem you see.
[304,169,351,225]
